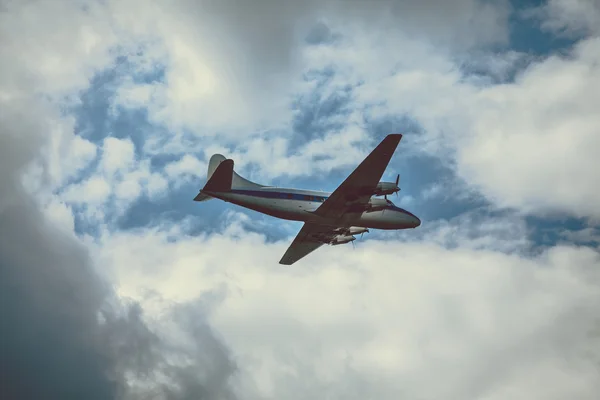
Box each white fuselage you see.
[206,187,420,230]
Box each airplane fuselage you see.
[206,187,420,230]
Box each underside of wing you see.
[279,223,326,265]
[279,223,365,265]
[313,134,402,219]
[279,222,357,265]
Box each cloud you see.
[452,36,600,220]
[57,136,172,222]
[526,0,600,37]
[164,154,207,188]
[109,0,511,138]
[4,0,600,399]
[561,227,600,245]
[0,1,241,398]
[15,0,509,194]
[0,188,117,399]
[0,191,239,399]
[100,137,136,176]
[98,212,600,400]
[0,0,119,97]
[297,22,600,220]
[0,75,238,400]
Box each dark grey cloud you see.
[0,94,237,400]
[0,189,117,399]
[305,21,338,45]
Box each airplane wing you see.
[279,223,335,265]
[313,133,402,219]
[279,134,403,265]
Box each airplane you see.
[193,133,420,265]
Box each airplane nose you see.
[412,215,421,228]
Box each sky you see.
[1,0,599,399]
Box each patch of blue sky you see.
[451,1,579,85]
[454,51,533,86]
[62,49,174,191]
[72,52,166,146]
[364,114,423,144]
[525,215,598,249]
[508,0,578,55]
[72,67,121,144]
[116,191,223,236]
[108,107,156,155]
[288,67,353,150]
[71,201,118,237]
[148,153,185,170]
[361,113,484,220]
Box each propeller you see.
[385,175,401,200]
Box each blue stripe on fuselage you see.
[230,189,329,203]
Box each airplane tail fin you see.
[193,154,265,202]
[203,159,234,192]
[206,154,228,182]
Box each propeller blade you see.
[396,174,400,185]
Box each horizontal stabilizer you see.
[193,192,213,202]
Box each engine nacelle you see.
[333,226,369,235]
[347,226,369,235]
[373,181,400,196]
[330,235,356,245]
[346,197,388,213]
[366,197,388,212]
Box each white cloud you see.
[454,37,600,219]
[42,198,77,234]
[94,215,600,400]
[145,172,170,199]
[107,0,511,139]
[214,126,373,182]
[54,136,172,219]
[113,80,160,108]
[0,0,119,97]
[44,121,98,187]
[164,154,207,185]
[62,175,112,205]
[115,179,142,202]
[100,137,136,176]
[294,24,600,219]
[0,0,511,196]
[4,0,600,398]
[407,209,531,253]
